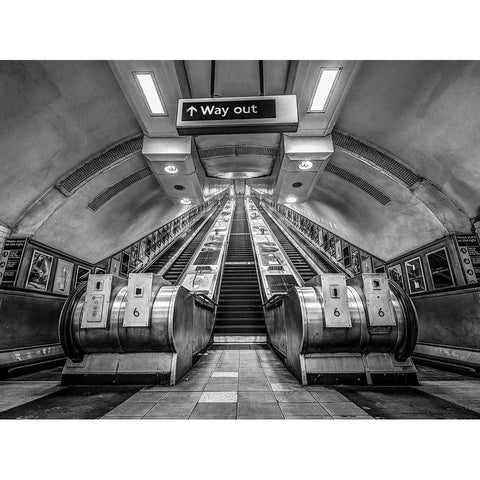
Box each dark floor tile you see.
[238,391,277,403]
[274,390,315,403]
[189,402,237,419]
[144,402,197,419]
[237,401,284,419]
[279,402,331,418]
[160,391,203,403]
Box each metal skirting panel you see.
[56,135,144,196]
[0,344,64,369]
[415,343,480,369]
[213,335,268,344]
[87,167,152,212]
[324,162,391,205]
[332,130,421,187]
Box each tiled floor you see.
[2,347,480,419]
[101,347,372,419]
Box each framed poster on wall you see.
[426,248,454,290]
[405,257,427,294]
[26,250,53,292]
[75,266,90,287]
[52,259,74,295]
[387,264,404,289]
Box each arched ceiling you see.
[0,60,477,264]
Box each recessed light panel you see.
[133,72,167,116]
[308,68,341,113]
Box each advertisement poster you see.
[426,248,454,289]
[405,257,427,294]
[75,266,91,287]
[26,250,53,291]
[110,258,120,276]
[351,249,361,274]
[387,264,404,289]
[52,259,74,295]
[0,238,27,286]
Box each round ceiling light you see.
[298,160,313,170]
[180,198,192,205]
[285,196,297,204]
[164,164,179,174]
[174,184,185,190]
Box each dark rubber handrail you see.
[58,282,87,362]
[389,280,419,362]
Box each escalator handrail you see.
[389,279,419,362]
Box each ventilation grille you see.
[325,163,391,205]
[87,167,151,212]
[56,135,144,196]
[198,145,278,159]
[332,130,421,188]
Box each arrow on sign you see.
[187,106,198,117]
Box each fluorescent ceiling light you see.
[298,160,313,170]
[308,68,341,112]
[180,198,192,205]
[133,72,167,116]
[285,196,297,204]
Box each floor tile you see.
[274,390,315,403]
[238,383,272,391]
[105,402,156,417]
[212,372,238,378]
[208,377,239,384]
[279,402,331,418]
[238,391,277,403]
[190,403,237,419]
[160,391,203,403]
[144,402,197,419]
[204,383,238,392]
[237,402,284,419]
[125,391,169,402]
[199,392,237,403]
[270,383,304,391]
[310,390,349,403]
[321,401,371,418]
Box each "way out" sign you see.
[176,95,298,135]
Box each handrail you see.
[389,279,419,362]
[262,293,285,309]
[193,292,218,310]
[99,189,228,270]
[252,189,385,269]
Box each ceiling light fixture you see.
[298,160,313,170]
[308,67,341,113]
[285,196,297,204]
[133,72,167,116]
[180,198,192,205]
[164,165,178,174]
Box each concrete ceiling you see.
[0,60,477,264]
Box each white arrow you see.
[187,106,198,117]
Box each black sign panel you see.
[181,99,276,122]
[176,95,298,135]
[0,238,27,286]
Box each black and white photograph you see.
[25,250,53,292]
[0,2,478,480]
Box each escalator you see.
[214,196,266,337]
[256,201,336,282]
[143,199,225,284]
